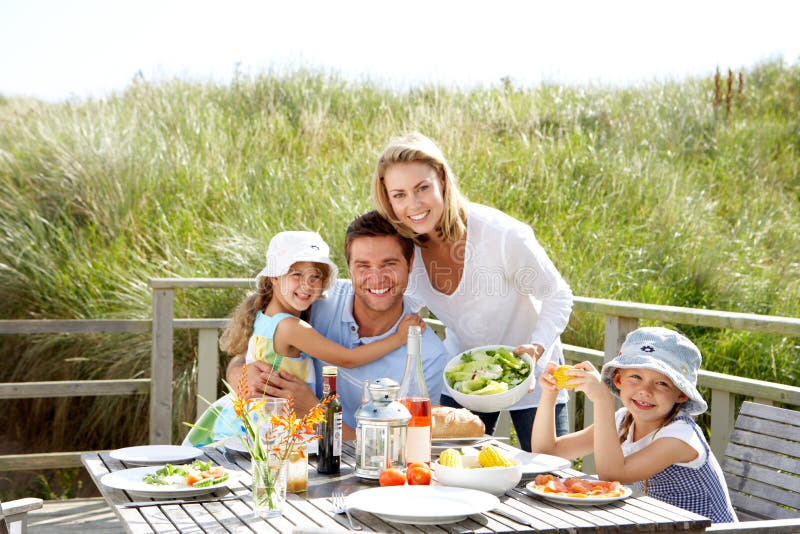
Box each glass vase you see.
[251,457,288,518]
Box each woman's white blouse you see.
[405,203,573,409]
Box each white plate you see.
[347,485,499,524]
[501,449,571,476]
[525,480,632,505]
[431,436,497,449]
[101,465,239,498]
[110,445,203,466]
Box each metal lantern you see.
[354,378,411,479]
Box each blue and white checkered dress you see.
[626,414,737,523]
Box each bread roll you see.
[432,406,485,438]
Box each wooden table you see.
[82,441,712,533]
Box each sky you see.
[1,0,799,102]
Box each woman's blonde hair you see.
[219,263,331,356]
[371,132,467,245]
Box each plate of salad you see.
[443,345,535,412]
[101,460,238,498]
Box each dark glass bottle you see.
[399,325,431,464]
[317,366,342,474]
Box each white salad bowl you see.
[443,345,535,412]
[432,454,523,496]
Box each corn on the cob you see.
[478,445,513,467]
[553,365,577,389]
[438,448,463,468]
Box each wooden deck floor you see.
[27,497,123,533]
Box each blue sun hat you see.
[600,327,708,415]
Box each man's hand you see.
[266,371,357,440]
[263,370,321,417]
[226,356,274,398]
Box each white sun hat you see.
[256,231,339,291]
[600,326,708,416]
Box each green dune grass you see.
[0,62,798,497]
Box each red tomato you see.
[378,467,406,487]
[186,473,202,486]
[406,464,431,485]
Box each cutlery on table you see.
[214,445,238,466]
[331,490,361,530]
[489,506,536,527]
[123,494,243,508]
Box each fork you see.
[331,490,361,530]
[214,445,237,468]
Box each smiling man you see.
[225,211,447,438]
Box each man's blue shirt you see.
[309,279,447,429]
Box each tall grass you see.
[1,62,798,496]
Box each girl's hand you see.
[397,314,426,339]
[515,343,545,360]
[538,362,560,397]
[569,361,607,401]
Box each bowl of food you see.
[432,445,523,496]
[443,345,534,412]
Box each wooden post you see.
[581,395,596,474]
[197,328,219,416]
[603,316,639,363]
[150,288,174,444]
[710,389,735,461]
[567,390,577,433]
[494,410,511,440]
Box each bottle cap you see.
[322,366,338,376]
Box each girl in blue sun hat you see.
[531,326,737,523]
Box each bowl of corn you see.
[432,445,522,496]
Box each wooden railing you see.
[1,278,799,473]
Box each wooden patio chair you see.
[706,401,800,533]
[0,497,43,534]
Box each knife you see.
[489,507,536,527]
[122,494,244,508]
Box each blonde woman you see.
[371,131,573,450]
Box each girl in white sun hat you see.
[184,230,424,446]
[531,326,736,523]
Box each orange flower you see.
[236,364,250,400]
[267,395,337,462]
[219,363,337,463]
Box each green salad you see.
[445,347,531,395]
[143,459,229,488]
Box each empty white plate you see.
[110,445,203,466]
[347,485,499,524]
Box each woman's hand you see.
[514,343,544,361]
[516,344,546,392]
[515,343,545,360]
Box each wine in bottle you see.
[399,325,431,464]
[317,366,342,474]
